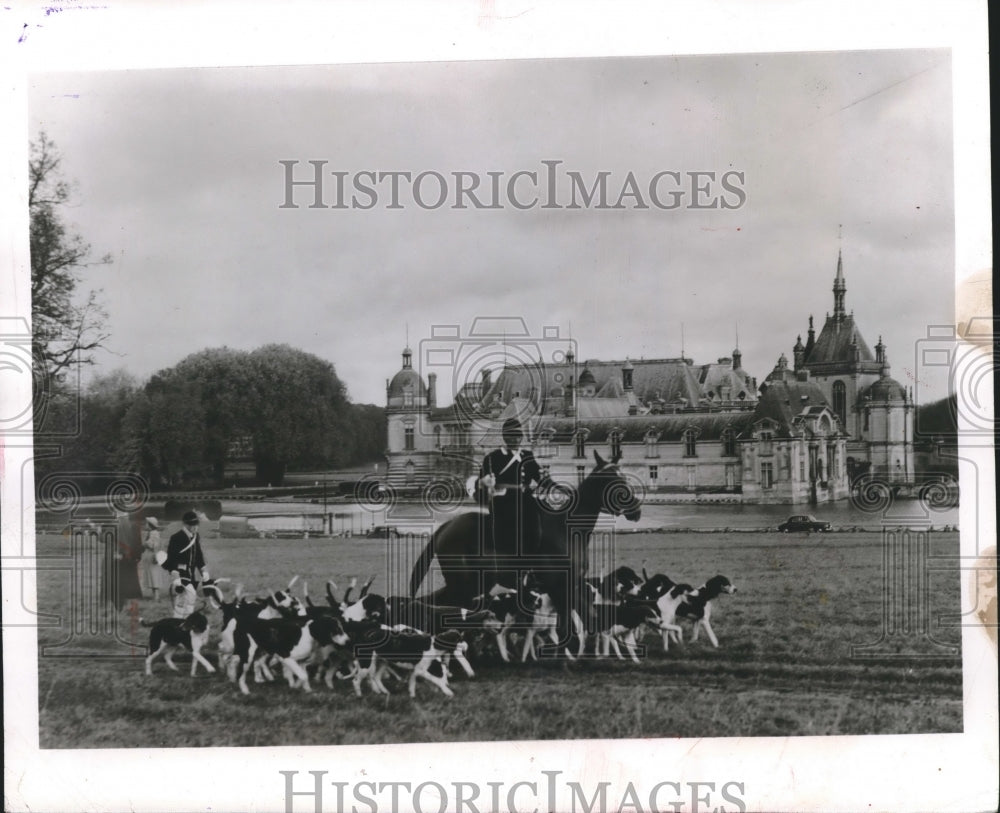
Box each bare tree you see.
[29,132,110,381]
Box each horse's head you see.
[583,450,642,522]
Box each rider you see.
[476,417,544,589]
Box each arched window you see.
[610,429,622,460]
[574,431,586,459]
[644,430,660,458]
[832,380,847,426]
[433,425,442,448]
[721,428,736,457]
[683,428,697,458]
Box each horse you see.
[408,451,643,632]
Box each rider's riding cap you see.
[501,418,523,439]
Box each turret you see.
[622,358,634,392]
[793,335,805,371]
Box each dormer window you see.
[759,430,773,455]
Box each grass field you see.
[34,528,963,748]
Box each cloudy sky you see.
[29,49,955,406]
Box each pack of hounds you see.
[142,567,737,699]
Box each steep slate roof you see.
[535,412,756,444]
[749,380,838,437]
[804,314,875,367]
[698,359,756,402]
[479,357,706,413]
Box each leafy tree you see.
[246,344,351,484]
[29,133,110,382]
[143,372,210,486]
[67,370,138,470]
[915,393,958,439]
[118,344,364,487]
[344,403,388,464]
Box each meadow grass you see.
[34,529,963,748]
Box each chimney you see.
[427,373,437,408]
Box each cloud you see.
[31,50,955,405]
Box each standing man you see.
[477,417,544,589]
[162,510,210,618]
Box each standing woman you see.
[139,516,167,601]
[104,511,144,611]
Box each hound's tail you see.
[408,531,437,598]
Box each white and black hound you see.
[352,626,474,698]
[676,575,737,648]
[144,612,216,676]
[591,600,664,663]
[216,580,306,681]
[585,566,644,603]
[636,573,695,651]
[233,613,350,695]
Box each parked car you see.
[777,514,831,533]
[366,525,400,539]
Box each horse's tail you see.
[408,530,437,598]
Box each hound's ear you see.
[593,450,607,468]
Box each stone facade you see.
[384,252,909,504]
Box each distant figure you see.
[139,516,168,601]
[162,511,210,619]
[104,512,144,611]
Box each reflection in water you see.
[216,495,960,534]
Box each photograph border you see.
[2,2,994,812]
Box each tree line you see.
[36,345,386,489]
[27,133,384,491]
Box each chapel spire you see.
[833,250,847,322]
